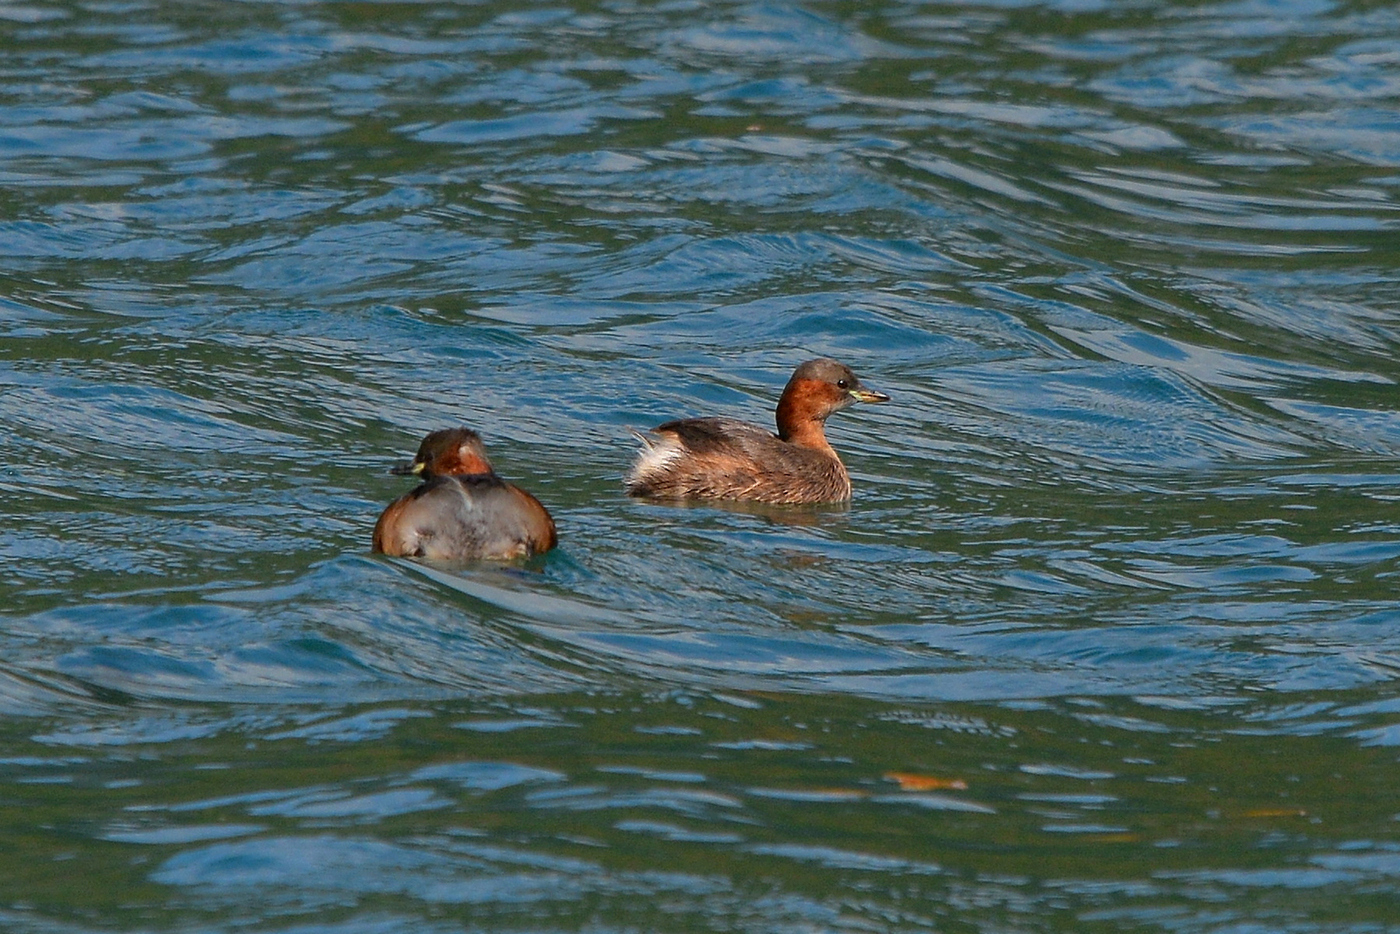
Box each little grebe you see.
[373,427,557,561]
[626,358,889,504]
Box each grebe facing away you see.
[626,358,889,505]
[373,427,556,561]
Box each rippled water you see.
[4,0,1400,930]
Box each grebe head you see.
[776,358,889,442]
[392,427,494,478]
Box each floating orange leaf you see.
[884,771,969,792]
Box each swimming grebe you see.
[373,427,557,561]
[626,358,889,504]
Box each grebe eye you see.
[837,378,849,389]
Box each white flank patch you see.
[628,435,684,482]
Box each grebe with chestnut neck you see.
[373,427,556,561]
[626,358,889,505]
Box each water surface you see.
[3,0,1400,930]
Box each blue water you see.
[3,0,1400,930]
